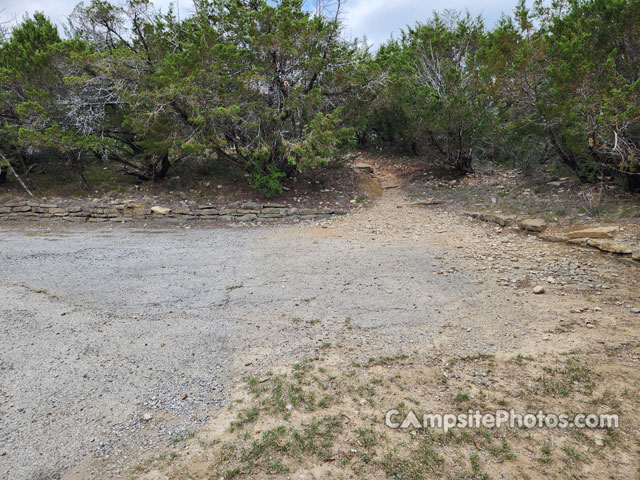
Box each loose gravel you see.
[1,170,638,479]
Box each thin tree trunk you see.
[1,153,35,197]
[154,152,171,180]
[72,152,90,191]
[546,128,586,181]
[456,155,474,174]
[78,171,90,191]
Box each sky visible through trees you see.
[3,0,518,47]
[1,0,639,196]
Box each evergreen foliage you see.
[1,0,639,193]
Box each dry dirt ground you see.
[1,157,639,480]
[0,154,364,214]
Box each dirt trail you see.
[125,162,640,479]
[1,160,639,479]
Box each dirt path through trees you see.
[1,165,638,479]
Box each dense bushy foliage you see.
[0,13,99,188]
[369,0,640,188]
[1,0,639,193]
[482,0,640,189]
[368,12,487,173]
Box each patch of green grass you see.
[535,358,595,397]
[246,376,267,396]
[237,425,288,468]
[604,427,621,447]
[561,444,584,462]
[244,361,323,421]
[317,393,338,409]
[453,391,470,403]
[263,376,316,416]
[289,415,343,459]
[366,354,409,367]
[266,459,289,473]
[590,389,621,410]
[221,466,242,479]
[382,438,444,479]
[169,431,195,445]
[356,427,379,449]
[470,452,488,477]
[538,442,553,464]
[229,407,260,432]
[476,428,493,445]
[488,438,516,461]
[201,345,624,480]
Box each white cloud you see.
[0,0,190,28]
[1,0,515,45]
[342,0,514,47]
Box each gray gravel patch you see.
[0,220,537,479]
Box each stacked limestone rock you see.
[0,200,345,223]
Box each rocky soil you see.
[0,157,638,479]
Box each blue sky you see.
[0,0,517,46]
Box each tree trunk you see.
[78,170,90,191]
[456,154,474,174]
[1,154,35,197]
[0,167,6,185]
[356,131,368,149]
[622,172,640,192]
[154,152,171,180]
[547,128,590,182]
[271,141,295,176]
[69,152,90,191]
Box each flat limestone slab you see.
[567,226,619,239]
[519,218,547,232]
[587,239,633,254]
[151,206,172,215]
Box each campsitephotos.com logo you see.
[385,409,619,433]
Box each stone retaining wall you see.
[0,200,346,223]
[464,211,640,265]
